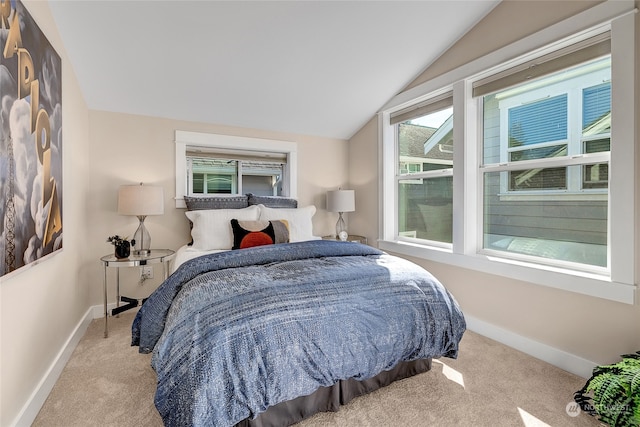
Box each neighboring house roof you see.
[423,115,453,160]
[398,123,436,158]
[398,123,453,163]
[583,111,611,136]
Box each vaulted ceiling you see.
[49,1,499,140]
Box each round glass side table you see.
[100,249,175,338]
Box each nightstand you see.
[100,249,175,338]
[322,234,368,245]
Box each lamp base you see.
[133,215,151,255]
[336,212,348,241]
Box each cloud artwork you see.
[0,1,62,277]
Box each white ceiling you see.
[49,1,499,140]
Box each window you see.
[175,131,297,208]
[481,57,611,268]
[392,92,454,244]
[187,153,286,196]
[379,0,635,304]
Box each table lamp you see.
[118,183,164,255]
[326,189,355,241]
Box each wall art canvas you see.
[0,0,62,277]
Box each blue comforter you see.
[132,240,465,427]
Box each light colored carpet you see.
[33,312,601,426]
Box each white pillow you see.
[186,205,260,250]
[258,204,320,242]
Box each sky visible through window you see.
[410,107,453,128]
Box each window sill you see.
[378,240,636,305]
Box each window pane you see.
[192,158,236,194]
[484,167,607,267]
[509,145,567,162]
[583,82,611,133]
[583,138,609,189]
[584,138,610,153]
[192,173,204,194]
[509,94,568,147]
[509,167,567,191]
[242,160,284,196]
[482,93,501,164]
[205,176,232,194]
[397,105,453,244]
[484,56,611,168]
[398,176,453,243]
[583,163,608,189]
[242,160,283,177]
[397,107,453,175]
[243,175,278,196]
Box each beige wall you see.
[348,0,640,367]
[0,1,91,425]
[86,111,349,306]
[348,116,379,242]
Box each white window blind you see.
[472,32,610,97]
[186,147,287,164]
[390,91,453,125]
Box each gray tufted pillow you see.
[246,193,298,209]
[184,195,249,210]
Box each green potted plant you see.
[107,235,135,259]
[574,351,640,426]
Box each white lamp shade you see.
[118,184,164,216]
[326,190,355,213]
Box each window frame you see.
[174,131,297,208]
[378,0,636,304]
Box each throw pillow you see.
[184,195,249,210]
[231,219,290,249]
[258,204,320,242]
[183,195,250,245]
[246,193,298,208]
[185,205,260,250]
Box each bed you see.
[132,195,466,426]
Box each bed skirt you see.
[235,358,433,427]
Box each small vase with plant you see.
[574,351,640,426]
[107,235,135,259]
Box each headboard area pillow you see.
[186,205,260,250]
[258,205,320,243]
[183,195,250,245]
[247,193,298,209]
[184,195,249,210]
[231,219,290,250]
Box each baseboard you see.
[465,314,597,379]
[91,302,114,319]
[11,307,94,427]
[90,302,140,319]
